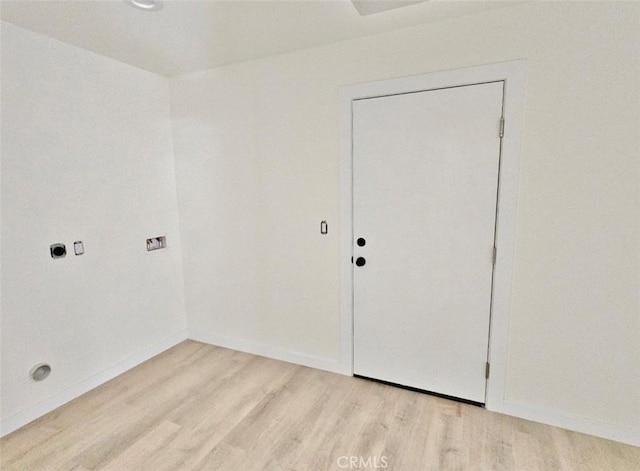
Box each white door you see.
[352,81,504,403]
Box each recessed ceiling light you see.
[126,0,163,12]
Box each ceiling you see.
[1,0,517,76]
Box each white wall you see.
[170,2,639,445]
[0,23,187,435]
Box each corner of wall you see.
[0,330,187,438]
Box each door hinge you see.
[485,362,490,379]
[492,246,497,265]
[499,117,505,138]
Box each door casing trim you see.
[338,60,526,412]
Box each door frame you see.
[339,60,526,410]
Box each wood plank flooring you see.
[1,340,638,470]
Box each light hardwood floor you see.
[1,340,638,470]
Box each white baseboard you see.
[189,330,350,376]
[193,331,638,447]
[5,329,635,448]
[0,330,188,438]
[495,400,639,447]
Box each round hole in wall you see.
[50,243,66,259]
[30,363,52,382]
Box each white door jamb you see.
[338,60,527,412]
